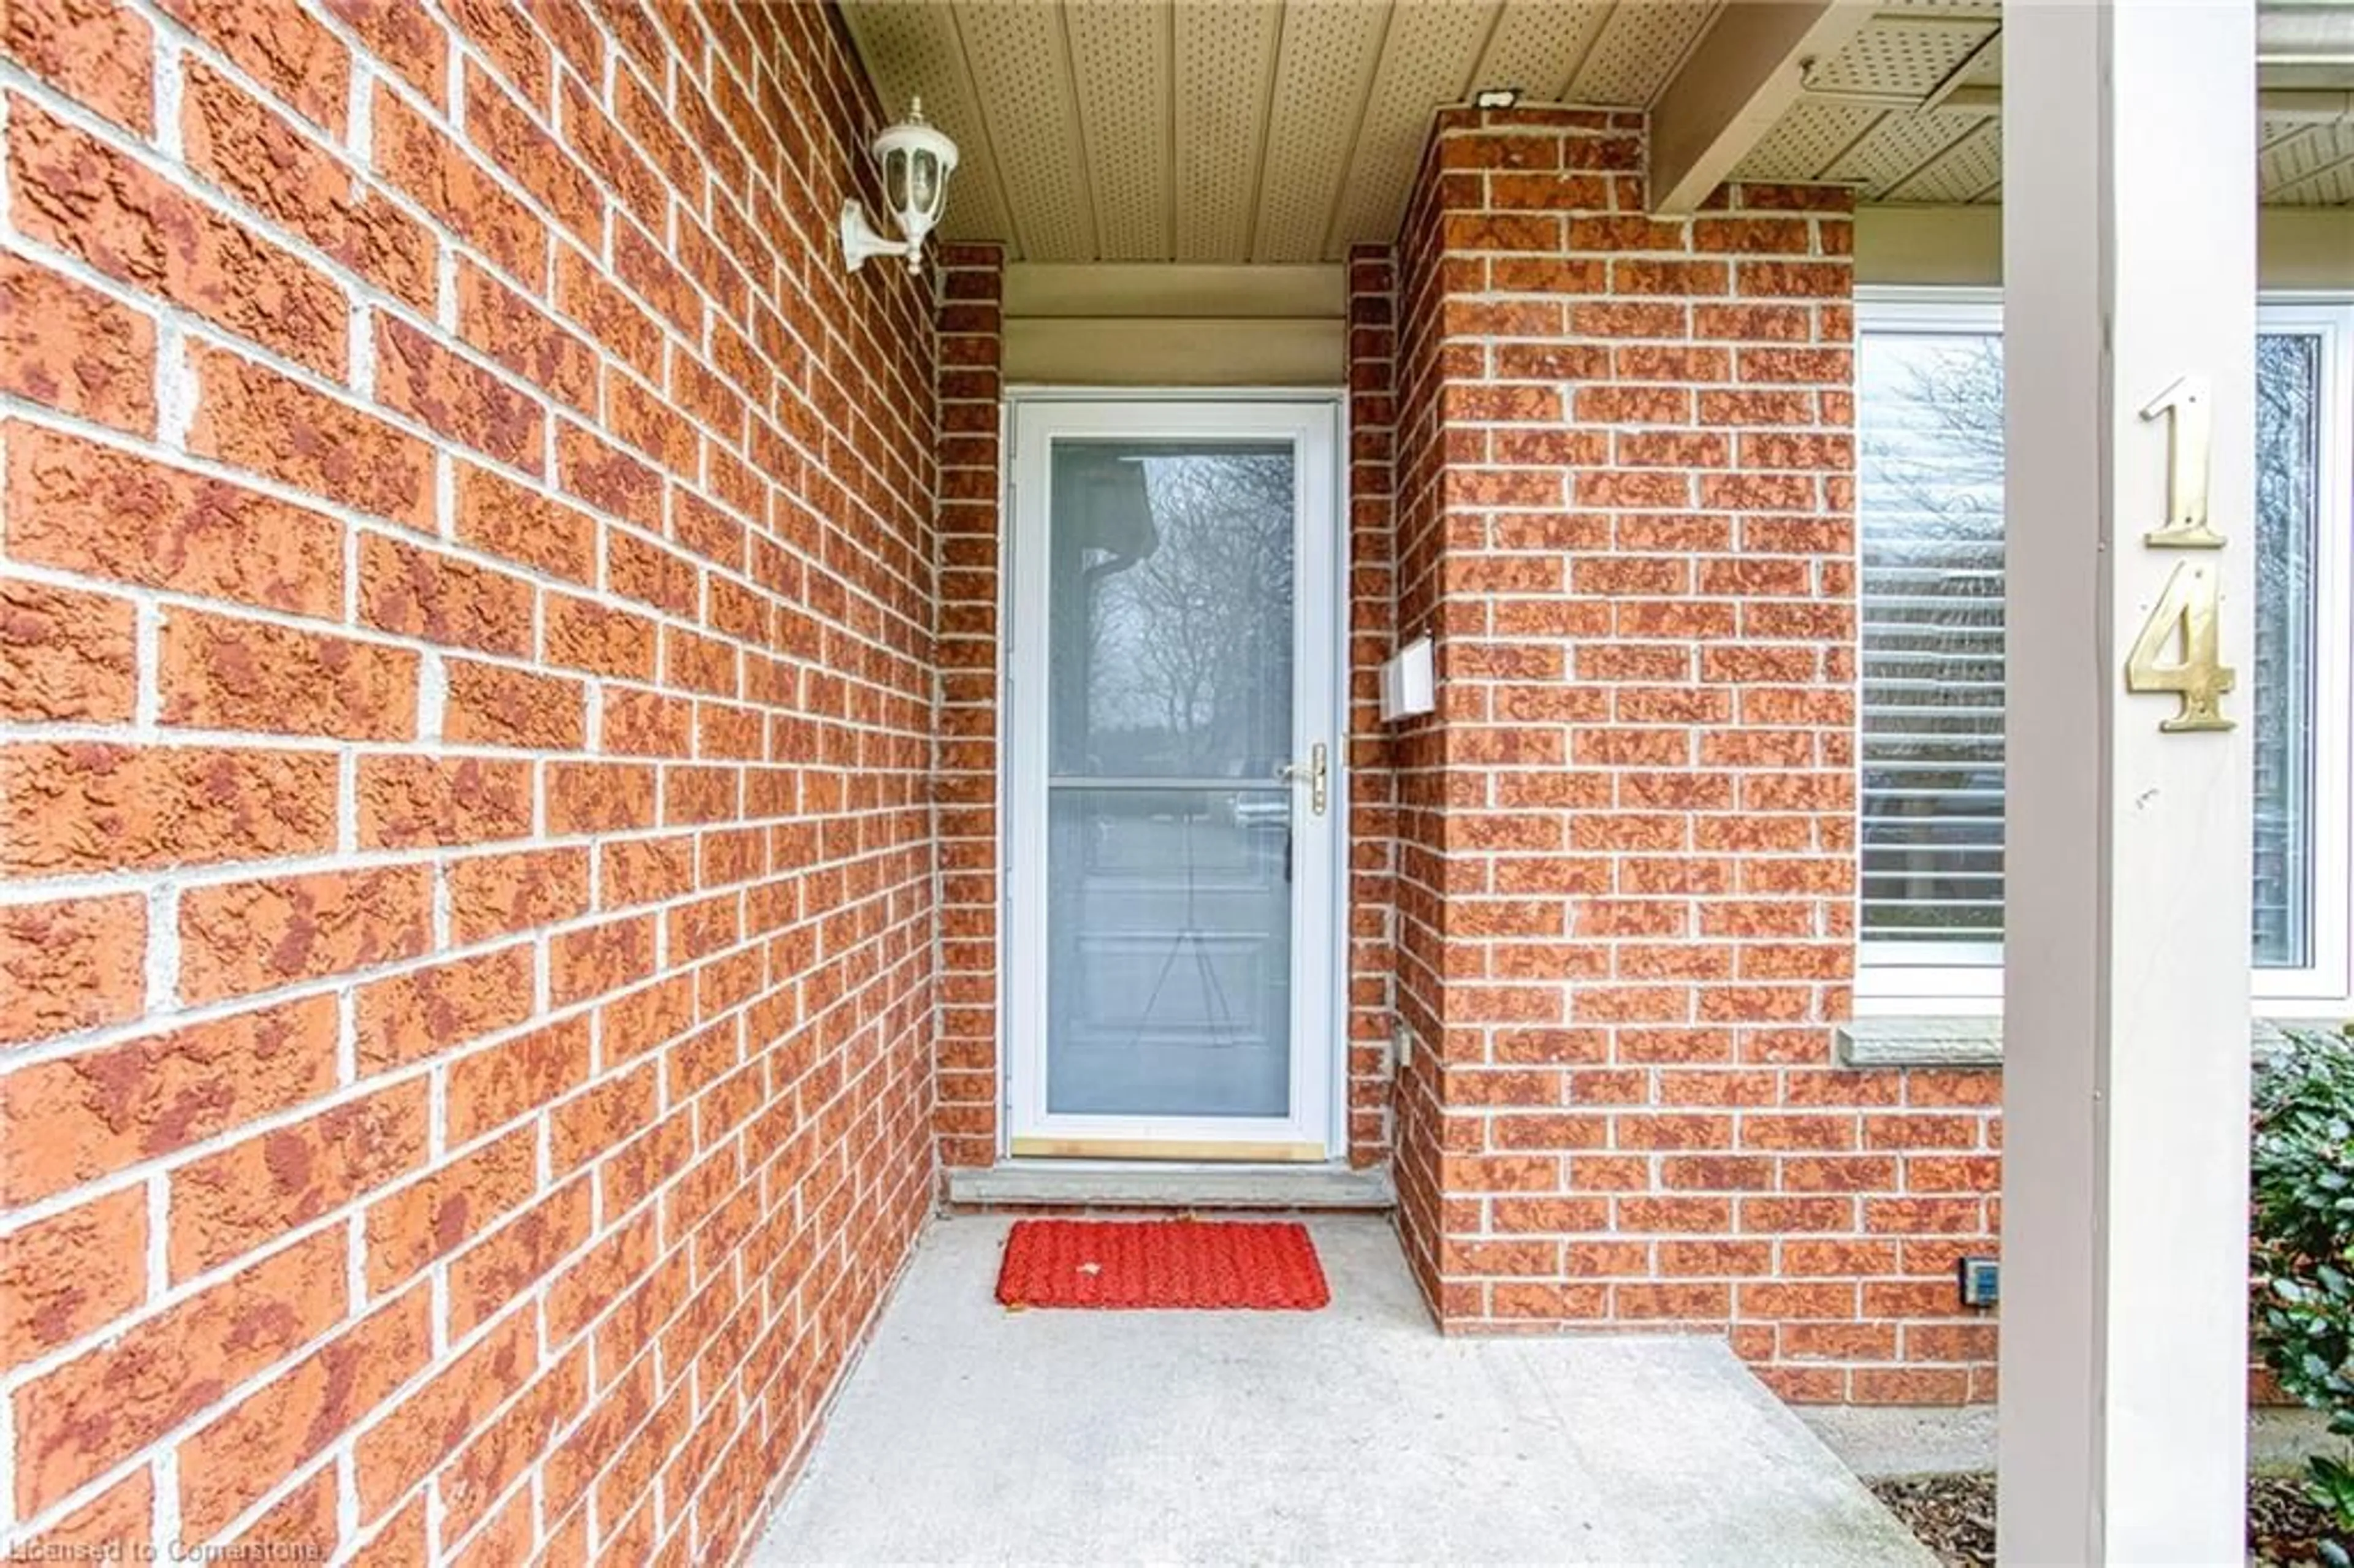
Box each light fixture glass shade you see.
[870,98,958,268]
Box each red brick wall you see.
[1378,107,2001,1402]
[932,243,1003,1168]
[1344,246,1399,1170]
[1,0,946,1558]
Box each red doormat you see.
[995,1219,1330,1311]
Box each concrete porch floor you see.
[752,1216,1931,1565]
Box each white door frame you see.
[1000,392,1347,1161]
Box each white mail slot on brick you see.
[1379,634,1434,723]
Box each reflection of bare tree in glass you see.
[1093,455,1295,775]
[2253,334,2317,967]
[1860,337,2006,942]
[1054,451,1297,1074]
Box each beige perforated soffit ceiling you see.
[839,0,2354,265]
[838,0,1728,263]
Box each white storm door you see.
[1004,398,1341,1160]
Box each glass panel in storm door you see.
[1044,441,1297,1119]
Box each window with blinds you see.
[1857,309,2329,975]
[1858,327,2007,955]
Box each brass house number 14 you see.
[2124,374,2236,732]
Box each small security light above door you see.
[840,98,959,273]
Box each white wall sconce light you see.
[840,97,959,273]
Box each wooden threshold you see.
[1005,1136,1327,1163]
[948,1161,1394,1211]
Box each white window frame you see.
[2250,299,2354,1013]
[1853,288,2007,1008]
[1854,289,2354,1019]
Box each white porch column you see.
[1999,1,2257,1562]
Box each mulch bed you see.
[1872,1474,2345,1566]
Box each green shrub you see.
[2251,1025,2354,1566]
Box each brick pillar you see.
[1382,107,1993,1401]
[933,244,1006,1168]
[1384,137,1459,1290]
[1388,144,1463,1303]
[1345,246,1400,1171]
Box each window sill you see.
[1836,1014,2349,1068]
[1836,1016,2003,1068]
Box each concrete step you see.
[755,1216,1933,1567]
